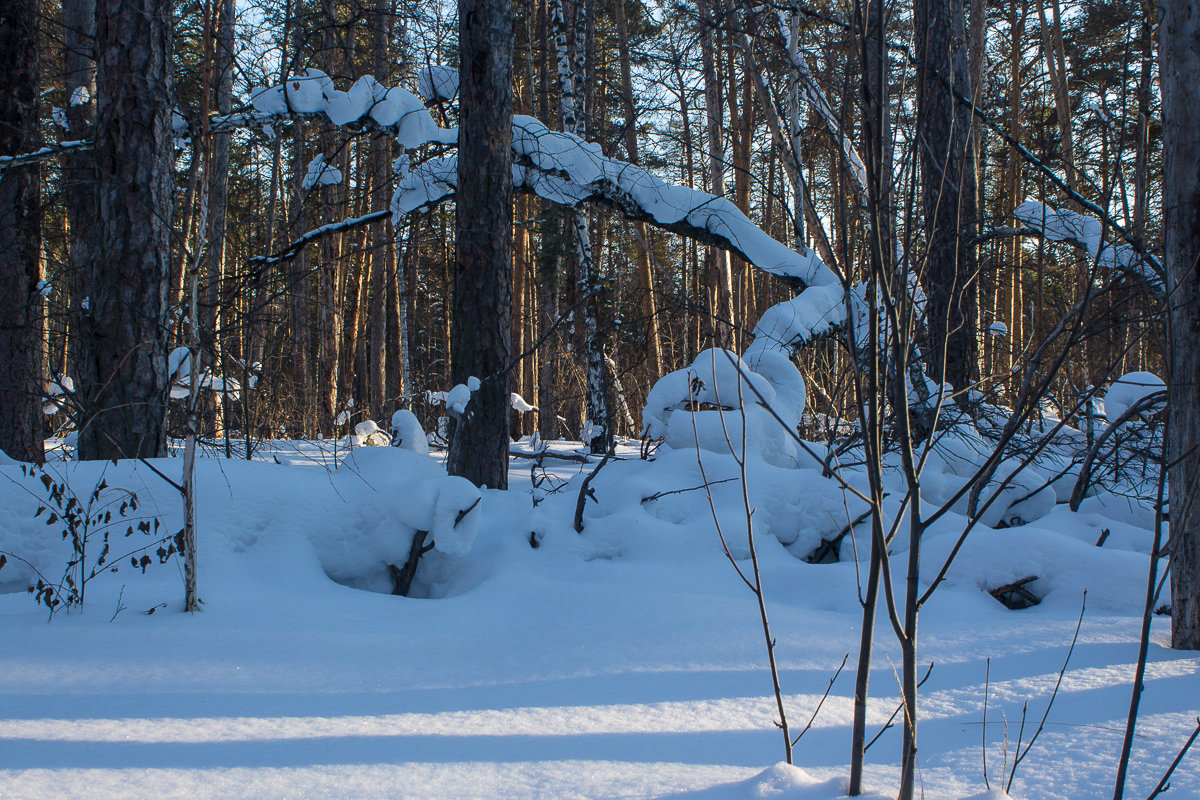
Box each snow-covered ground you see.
[2,432,1197,800]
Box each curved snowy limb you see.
[390,132,850,360]
[1013,201,1165,295]
[236,74,851,359]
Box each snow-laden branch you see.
[0,140,91,172]
[388,115,849,359]
[1013,201,1164,295]
[232,69,853,359]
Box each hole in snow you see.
[988,575,1042,610]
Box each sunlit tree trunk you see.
[447,0,514,489]
[77,0,173,460]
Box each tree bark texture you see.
[77,0,173,460]
[0,0,43,463]
[1161,0,1200,650]
[916,0,979,392]
[448,0,514,490]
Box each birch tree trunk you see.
[447,0,513,489]
[78,0,173,461]
[0,0,43,463]
[1161,0,1200,650]
[551,0,611,454]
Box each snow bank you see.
[0,447,484,600]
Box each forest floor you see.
[1,437,1198,800]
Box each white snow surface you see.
[3,424,1194,800]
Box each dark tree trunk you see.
[62,0,97,390]
[916,0,978,392]
[77,0,174,461]
[1161,0,1200,650]
[447,0,513,489]
[368,0,396,421]
[0,0,43,463]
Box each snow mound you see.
[666,763,890,799]
[1104,371,1165,419]
[644,349,805,466]
[390,409,429,454]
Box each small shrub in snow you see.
[0,463,178,616]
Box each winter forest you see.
[1,0,1200,797]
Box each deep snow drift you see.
[1,397,1197,799]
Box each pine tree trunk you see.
[205,0,236,441]
[1161,0,1200,651]
[916,0,978,393]
[316,31,342,434]
[447,0,514,489]
[368,0,396,421]
[78,0,173,461]
[0,0,43,463]
[699,0,734,349]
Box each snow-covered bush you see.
[330,447,482,593]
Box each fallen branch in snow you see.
[509,449,593,463]
[804,509,872,564]
[989,576,1040,610]
[639,477,737,503]
[390,530,433,597]
[574,448,614,533]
